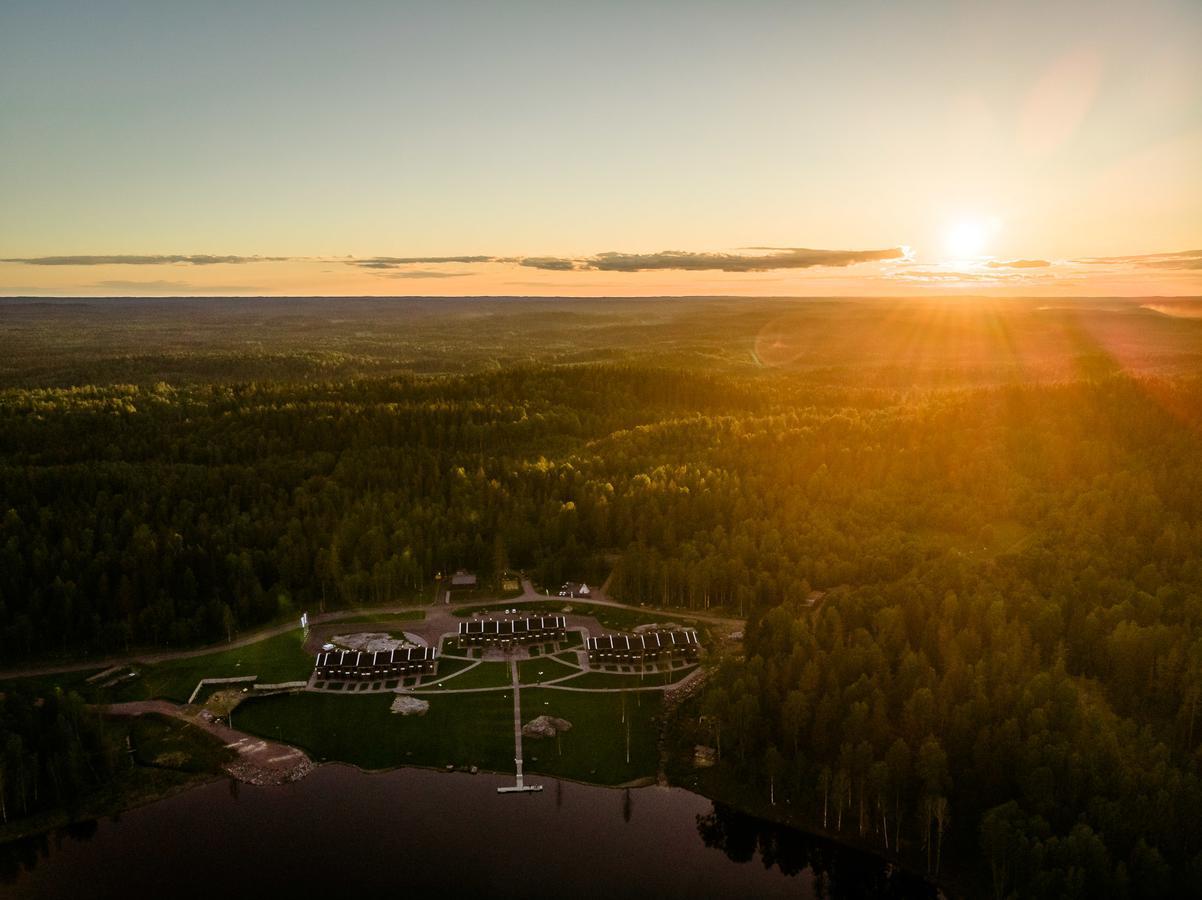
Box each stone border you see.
[186,675,257,705]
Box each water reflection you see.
[3,768,935,899]
[0,818,99,884]
[697,802,936,899]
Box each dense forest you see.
[0,688,125,827]
[2,296,1202,896]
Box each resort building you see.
[314,645,437,680]
[458,615,567,645]
[586,629,700,665]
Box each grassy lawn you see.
[106,629,312,703]
[553,667,694,689]
[518,655,580,685]
[426,655,475,681]
[430,660,511,690]
[0,667,107,699]
[128,713,238,773]
[234,690,515,771]
[233,682,660,785]
[522,688,661,785]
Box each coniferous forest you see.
[2,296,1202,897]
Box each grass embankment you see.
[128,714,238,772]
[233,690,515,771]
[234,681,662,785]
[522,688,661,785]
[107,630,311,703]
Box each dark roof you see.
[458,615,566,636]
[586,629,699,651]
[315,645,436,668]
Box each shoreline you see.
[0,753,946,896]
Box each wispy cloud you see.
[986,258,1051,268]
[369,269,471,279]
[2,254,291,266]
[1078,249,1202,270]
[889,265,1057,286]
[92,280,259,292]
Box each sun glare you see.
[943,217,1001,260]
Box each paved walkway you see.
[104,700,312,785]
[2,578,743,682]
[497,657,541,793]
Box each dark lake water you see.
[1,766,936,899]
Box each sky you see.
[1,0,1200,297]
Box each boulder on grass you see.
[390,695,430,716]
[522,715,572,738]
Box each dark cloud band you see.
[350,256,494,269]
[517,246,905,273]
[2,255,290,266]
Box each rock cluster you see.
[225,758,314,786]
[390,695,430,716]
[332,632,417,654]
[522,715,572,738]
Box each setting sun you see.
[943,217,1001,260]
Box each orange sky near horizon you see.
[1,2,1199,298]
[2,251,1200,299]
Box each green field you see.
[0,667,106,698]
[522,688,661,785]
[551,667,693,690]
[518,655,581,685]
[234,690,515,771]
[107,630,312,703]
[427,660,512,690]
[425,655,475,681]
[233,679,661,785]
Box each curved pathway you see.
[1,577,743,682]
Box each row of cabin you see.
[586,629,700,665]
[458,615,567,644]
[314,646,437,680]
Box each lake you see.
[1,766,937,898]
